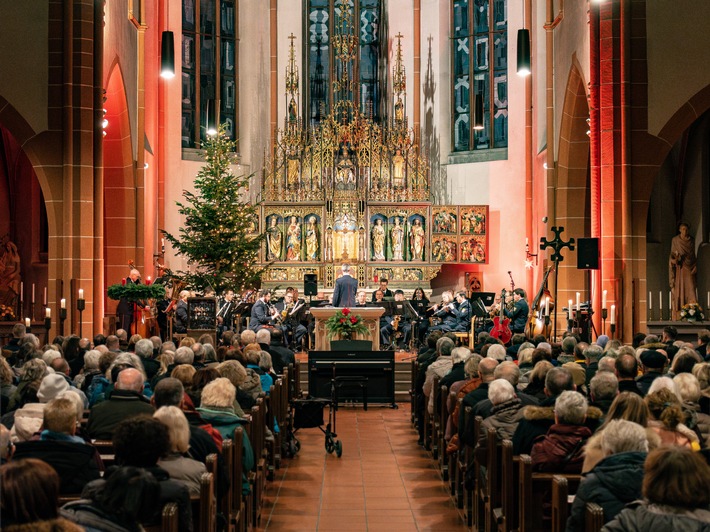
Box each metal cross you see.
[540,226,575,263]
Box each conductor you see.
[332,263,358,307]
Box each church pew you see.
[494,439,519,532]
[438,383,450,481]
[518,454,581,532]
[230,426,247,532]
[143,502,179,532]
[430,375,441,459]
[480,428,501,532]
[215,439,236,532]
[585,502,604,532]
[189,470,216,532]
[460,411,479,526]
[410,359,418,427]
[551,475,570,532]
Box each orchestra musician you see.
[249,289,278,332]
[116,268,150,333]
[411,287,430,345]
[355,290,369,307]
[174,290,189,334]
[380,290,412,349]
[371,278,393,301]
[216,289,236,338]
[275,290,307,349]
[426,290,469,333]
[491,288,529,334]
[156,285,171,341]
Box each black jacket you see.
[269,342,295,374]
[602,502,710,532]
[13,439,102,495]
[86,390,155,440]
[566,451,646,531]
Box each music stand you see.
[233,301,253,333]
[471,292,496,308]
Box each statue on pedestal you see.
[669,222,698,319]
[305,216,320,261]
[390,217,405,260]
[286,216,302,261]
[371,218,386,260]
[266,217,283,261]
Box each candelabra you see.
[59,307,67,336]
[44,316,51,342]
[602,308,608,336]
[610,322,616,340]
[77,297,85,338]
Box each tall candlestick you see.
[20,281,24,301]
[610,305,616,325]
[525,237,529,246]
[568,299,573,320]
[60,298,66,309]
[545,297,550,316]
[45,307,51,319]
[648,291,652,310]
[707,292,709,311]
[78,288,84,300]
[602,290,607,310]
[576,292,581,311]
[25,317,30,328]
[32,284,35,303]
[669,291,671,314]
[659,291,662,310]
[43,287,47,306]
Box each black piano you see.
[308,351,396,407]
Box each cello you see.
[490,288,513,344]
[527,265,555,337]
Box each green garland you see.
[107,283,166,302]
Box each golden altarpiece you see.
[258,12,488,291]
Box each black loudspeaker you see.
[577,238,600,270]
[304,274,318,296]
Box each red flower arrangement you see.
[325,307,369,340]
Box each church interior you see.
[1,0,710,531]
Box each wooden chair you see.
[585,502,604,532]
[518,455,582,532]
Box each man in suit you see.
[332,263,358,307]
[453,290,472,332]
[249,289,278,332]
[371,278,393,301]
[116,268,146,332]
[216,289,236,338]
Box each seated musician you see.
[411,287,430,346]
[491,288,529,334]
[453,290,472,332]
[371,278,393,301]
[249,289,278,332]
[156,286,171,341]
[355,290,369,307]
[216,289,236,338]
[427,290,460,333]
[371,290,392,345]
[380,290,413,349]
[275,289,307,349]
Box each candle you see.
[707,292,709,311]
[146,276,151,286]
[669,291,671,313]
[602,290,607,310]
[610,305,616,325]
[659,291,662,310]
[32,284,35,303]
[122,278,126,286]
[544,297,550,316]
[60,298,66,309]
[648,291,652,310]
[576,292,581,311]
[525,237,529,246]
[25,317,30,328]
[43,287,47,306]
[568,299,573,320]
[45,307,51,319]
[20,282,23,301]
[78,289,84,300]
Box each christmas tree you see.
[162,125,266,293]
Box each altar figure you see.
[305,216,320,261]
[333,212,358,260]
[0,238,21,306]
[266,217,283,260]
[286,216,302,261]
[390,217,405,260]
[392,149,405,188]
[410,218,425,260]
[371,218,386,260]
[669,222,698,319]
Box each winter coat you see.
[13,434,102,495]
[682,401,710,448]
[61,500,135,532]
[239,369,263,401]
[512,399,603,455]
[602,502,710,532]
[566,451,647,531]
[531,423,593,473]
[2,518,84,532]
[479,397,524,447]
[158,452,207,496]
[582,426,660,473]
[86,390,155,440]
[647,419,699,449]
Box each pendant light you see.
[160,2,175,79]
[206,99,218,136]
[473,93,484,130]
[517,1,531,77]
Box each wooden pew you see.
[190,470,216,532]
[518,455,581,532]
[430,375,441,459]
[230,426,247,532]
[460,411,478,526]
[551,475,569,532]
[494,439,518,532]
[480,428,501,532]
[215,438,236,532]
[144,502,179,532]
[91,439,115,467]
[438,383,449,481]
[585,502,604,532]
[410,359,418,427]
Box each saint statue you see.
[410,218,425,261]
[394,96,404,122]
[286,216,302,261]
[266,217,283,260]
[335,147,356,188]
[0,238,21,307]
[371,218,386,260]
[392,149,405,188]
[669,222,698,319]
[325,228,333,261]
[390,217,404,260]
[305,216,320,261]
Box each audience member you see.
[636,350,668,396]
[589,371,619,414]
[479,379,524,447]
[645,388,699,449]
[673,372,710,447]
[615,354,644,396]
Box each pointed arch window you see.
[182,0,239,150]
[306,0,385,127]
[452,0,508,152]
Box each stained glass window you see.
[306,0,384,127]
[452,0,507,152]
[182,0,239,149]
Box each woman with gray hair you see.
[73,350,102,392]
[479,379,524,447]
[692,362,710,415]
[673,372,710,448]
[566,419,648,531]
[7,358,47,412]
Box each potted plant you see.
[325,307,371,351]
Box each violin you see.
[490,288,513,344]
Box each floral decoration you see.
[324,307,369,340]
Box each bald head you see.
[479,357,499,382]
[115,367,144,393]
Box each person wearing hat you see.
[636,350,668,396]
[10,373,70,442]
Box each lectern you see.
[309,307,386,351]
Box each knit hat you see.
[37,374,70,403]
[596,335,609,349]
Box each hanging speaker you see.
[304,274,318,296]
[577,238,600,270]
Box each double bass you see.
[527,266,555,337]
[490,288,513,344]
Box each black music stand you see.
[233,301,253,333]
[470,292,496,308]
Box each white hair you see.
[647,376,681,401]
[174,346,195,365]
[488,379,516,406]
[154,406,191,454]
[135,338,155,358]
[201,377,236,408]
[590,371,618,400]
[451,347,472,364]
[487,344,506,362]
[42,350,61,366]
[494,361,521,387]
[673,373,701,403]
[255,329,271,344]
[554,391,588,425]
[83,350,101,370]
[597,356,617,373]
[601,419,648,455]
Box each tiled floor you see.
[258,404,467,531]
